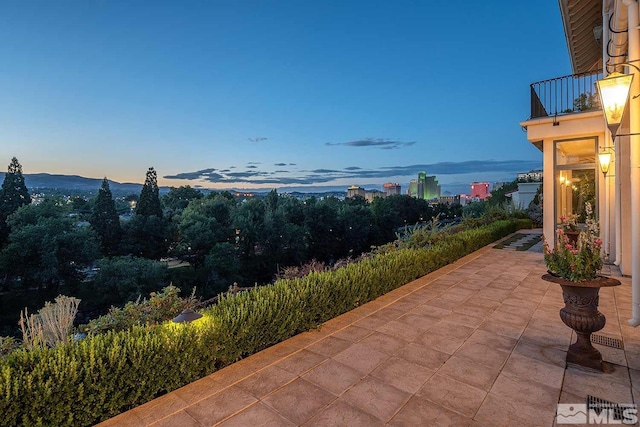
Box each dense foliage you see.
[0,218,530,427]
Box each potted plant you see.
[558,212,580,245]
[542,202,620,371]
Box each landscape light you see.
[172,308,203,324]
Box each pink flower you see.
[594,239,602,246]
[571,249,578,255]
[565,244,573,250]
[570,264,576,271]
[556,229,564,235]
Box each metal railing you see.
[530,71,603,119]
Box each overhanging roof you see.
[558,0,603,74]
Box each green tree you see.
[90,178,122,255]
[162,185,203,214]
[92,256,169,303]
[0,199,100,289]
[0,157,31,245]
[136,167,163,218]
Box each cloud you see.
[246,165,258,169]
[248,137,268,142]
[164,159,540,187]
[247,162,261,165]
[289,163,296,166]
[274,163,287,166]
[326,138,416,150]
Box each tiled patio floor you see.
[98,230,639,427]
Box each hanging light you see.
[598,149,613,176]
[172,308,203,324]
[596,71,634,139]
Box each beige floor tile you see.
[236,365,297,398]
[332,342,389,374]
[437,355,501,391]
[388,395,472,427]
[341,376,411,422]
[377,319,425,342]
[453,302,495,319]
[562,364,633,404]
[217,402,295,427]
[306,335,352,357]
[477,317,525,339]
[262,378,336,425]
[399,342,451,370]
[302,358,363,396]
[412,303,453,318]
[454,341,510,370]
[442,312,485,328]
[172,376,225,405]
[395,312,440,332]
[304,399,385,427]
[275,349,327,375]
[418,373,486,418]
[414,329,468,355]
[331,325,372,342]
[132,392,190,425]
[358,331,408,355]
[185,386,257,426]
[501,352,566,389]
[148,411,202,427]
[354,314,393,330]
[464,329,518,353]
[370,356,435,394]
[428,320,475,340]
[473,391,555,427]
[489,373,560,412]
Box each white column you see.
[624,0,640,326]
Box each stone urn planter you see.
[542,273,621,371]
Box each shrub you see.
[0,219,528,426]
[19,296,80,350]
[81,285,195,335]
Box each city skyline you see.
[1,1,569,190]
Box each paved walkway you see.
[99,230,638,426]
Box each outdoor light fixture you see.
[596,71,634,139]
[598,149,613,176]
[559,175,566,185]
[172,308,203,324]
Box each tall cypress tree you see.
[136,167,163,218]
[0,157,31,245]
[90,178,121,255]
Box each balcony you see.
[530,71,603,120]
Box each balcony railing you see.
[530,71,603,119]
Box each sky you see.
[0,1,572,194]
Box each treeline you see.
[0,159,462,305]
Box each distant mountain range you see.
[0,172,471,196]
[0,173,144,193]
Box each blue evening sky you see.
[0,1,571,193]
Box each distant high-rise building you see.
[383,182,401,196]
[364,190,384,203]
[347,185,365,198]
[408,180,418,198]
[424,176,441,200]
[409,172,441,200]
[470,182,491,200]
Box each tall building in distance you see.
[410,171,440,200]
[383,182,401,196]
[346,185,365,198]
[408,179,418,198]
[470,182,490,200]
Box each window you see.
[554,137,597,228]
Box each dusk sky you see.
[0,1,571,193]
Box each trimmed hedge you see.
[0,219,530,426]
